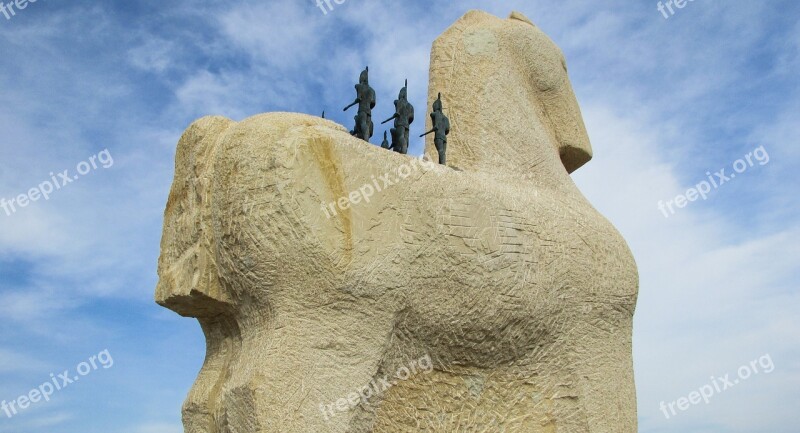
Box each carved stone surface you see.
[156,10,638,433]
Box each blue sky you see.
[0,1,797,432]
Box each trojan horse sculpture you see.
[156,10,638,433]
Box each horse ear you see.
[456,9,501,26]
[509,11,535,27]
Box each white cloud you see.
[0,348,52,373]
[573,95,799,433]
[127,38,178,74]
[0,412,73,433]
[128,423,183,433]
[218,1,325,68]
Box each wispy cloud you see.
[127,422,183,433]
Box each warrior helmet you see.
[433,93,443,112]
[399,79,408,100]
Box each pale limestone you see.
[156,10,638,433]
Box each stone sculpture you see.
[381,80,414,155]
[156,10,638,433]
[380,131,391,150]
[344,67,376,141]
[421,93,450,165]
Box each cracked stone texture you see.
[155,10,638,433]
